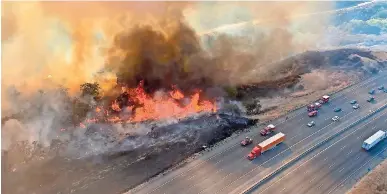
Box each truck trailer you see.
[362,130,387,150]
[248,132,286,160]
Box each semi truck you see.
[362,130,387,150]
[248,132,286,160]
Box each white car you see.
[353,104,360,109]
[307,121,315,127]
[332,116,340,121]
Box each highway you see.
[130,73,387,194]
[254,107,387,194]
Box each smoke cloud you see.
[2,1,335,153]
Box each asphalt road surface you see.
[131,73,387,194]
[254,107,387,194]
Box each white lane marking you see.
[192,105,363,192]
[137,74,386,194]
[355,155,360,160]
[309,177,317,183]
[255,109,387,194]
[213,106,382,194]
[183,167,227,193]
[288,110,355,141]
[338,167,345,173]
[324,157,328,161]
[280,187,286,193]
[318,184,324,189]
[327,146,387,194]
[347,150,352,156]
[340,145,346,150]
[329,163,335,169]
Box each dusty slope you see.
[347,159,387,194]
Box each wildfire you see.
[81,81,217,126]
[111,100,122,112]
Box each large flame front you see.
[85,81,217,125]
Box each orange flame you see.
[80,81,217,127]
[111,100,121,112]
[169,85,184,100]
[124,82,216,122]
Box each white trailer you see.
[362,130,387,150]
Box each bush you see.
[243,98,261,115]
[223,86,238,98]
[80,82,101,99]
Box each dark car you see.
[367,96,375,102]
[241,137,253,146]
[334,108,342,112]
[350,100,357,104]
[378,86,384,90]
[369,89,375,95]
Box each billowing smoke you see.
[2,1,335,155]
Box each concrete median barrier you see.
[241,102,387,194]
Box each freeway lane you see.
[131,73,387,194]
[210,94,387,194]
[255,105,387,194]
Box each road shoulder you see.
[346,158,387,194]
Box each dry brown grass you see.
[347,159,387,194]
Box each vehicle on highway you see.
[367,96,375,102]
[247,132,286,160]
[314,102,322,109]
[320,95,330,104]
[332,116,340,121]
[240,137,253,146]
[369,89,375,95]
[384,89,387,93]
[362,130,387,150]
[378,86,384,90]
[334,107,342,112]
[307,121,315,127]
[352,104,360,109]
[260,124,276,136]
[308,110,318,117]
[307,104,316,112]
[350,100,357,104]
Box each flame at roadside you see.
[82,81,216,126]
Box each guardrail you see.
[241,102,387,194]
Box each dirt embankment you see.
[347,159,387,194]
